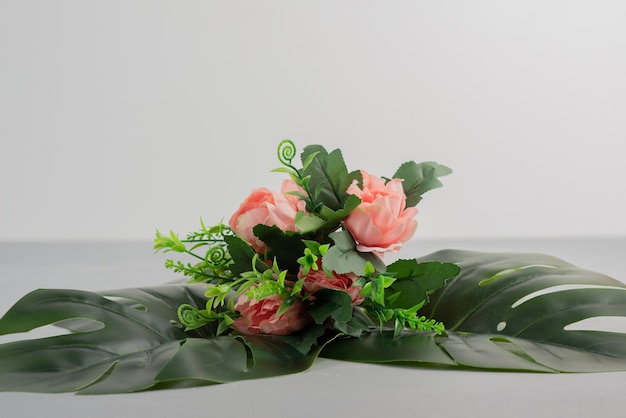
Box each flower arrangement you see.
[2,139,626,395]
[154,140,456,340]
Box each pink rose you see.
[228,179,305,253]
[300,260,364,306]
[344,170,417,253]
[232,293,310,336]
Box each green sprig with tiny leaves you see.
[272,139,323,214]
[394,303,445,337]
[154,222,235,284]
[177,302,235,335]
[353,262,446,337]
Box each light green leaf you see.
[270,167,296,175]
[322,230,386,275]
[295,195,361,235]
[294,212,327,234]
[301,151,320,171]
[393,161,452,207]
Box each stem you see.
[288,164,319,214]
[181,239,225,243]
[185,250,206,261]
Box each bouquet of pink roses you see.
[155,139,457,339]
[3,139,626,395]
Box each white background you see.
[1,1,625,241]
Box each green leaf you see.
[332,308,375,337]
[300,145,350,211]
[270,167,296,175]
[295,194,361,235]
[4,249,626,395]
[419,250,626,350]
[322,330,455,365]
[322,230,386,275]
[0,284,324,394]
[317,194,361,224]
[0,285,206,393]
[252,225,306,274]
[301,150,320,171]
[384,260,460,309]
[155,334,321,383]
[393,161,452,207]
[324,250,626,372]
[224,235,267,277]
[153,229,186,253]
[322,330,626,373]
[308,289,353,324]
[294,212,327,234]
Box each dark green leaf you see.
[333,307,376,337]
[0,284,323,393]
[322,330,455,365]
[322,329,626,373]
[155,334,321,384]
[418,250,626,357]
[224,235,266,277]
[301,145,350,211]
[269,325,326,355]
[384,260,460,309]
[4,249,626,395]
[317,194,361,224]
[308,289,353,324]
[0,285,207,393]
[252,225,306,274]
[324,250,626,372]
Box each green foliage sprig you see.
[272,139,322,214]
[154,222,235,283]
[154,140,456,341]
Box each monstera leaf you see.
[2,249,626,394]
[322,250,626,372]
[0,285,322,394]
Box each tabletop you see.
[1,237,625,418]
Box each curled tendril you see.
[206,245,229,269]
[277,139,296,167]
[177,304,203,328]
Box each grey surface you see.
[1,238,626,417]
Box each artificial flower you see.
[300,259,364,305]
[228,179,304,253]
[344,170,417,253]
[232,293,310,336]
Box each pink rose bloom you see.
[344,170,417,253]
[228,179,305,253]
[232,293,310,336]
[300,260,364,306]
